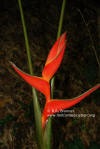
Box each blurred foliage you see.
[64,138,100,149]
[0,0,100,148]
[0,114,16,126]
[63,137,85,149]
[93,89,100,104]
[88,142,100,149]
[83,56,98,84]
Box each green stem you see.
[51,0,66,98]
[17,0,42,148]
[43,0,66,149]
[18,0,33,75]
[57,0,66,40]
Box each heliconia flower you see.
[42,84,100,128]
[42,32,67,82]
[10,32,67,101]
[10,32,100,129]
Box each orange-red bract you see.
[10,33,67,101]
[42,84,100,128]
[10,32,100,129]
[42,32,67,81]
[10,62,51,100]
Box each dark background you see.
[0,0,100,149]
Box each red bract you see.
[10,32,67,101]
[10,32,100,129]
[10,62,51,101]
[42,32,67,81]
[42,84,100,128]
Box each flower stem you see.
[17,0,42,148]
[51,0,66,98]
[43,0,66,149]
[57,0,66,40]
